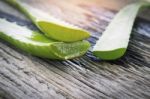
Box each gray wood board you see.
[0,1,150,99]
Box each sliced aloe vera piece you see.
[5,0,90,42]
[0,18,90,60]
[93,2,150,60]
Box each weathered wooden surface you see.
[0,0,150,99]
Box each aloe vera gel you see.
[93,2,149,60]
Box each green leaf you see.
[93,2,150,60]
[0,19,90,60]
[5,0,90,42]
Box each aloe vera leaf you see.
[0,18,90,60]
[5,0,90,42]
[93,2,150,60]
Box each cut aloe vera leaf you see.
[0,18,90,60]
[5,0,90,42]
[93,2,150,60]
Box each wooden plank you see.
[0,0,150,99]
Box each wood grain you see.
[0,0,150,99]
